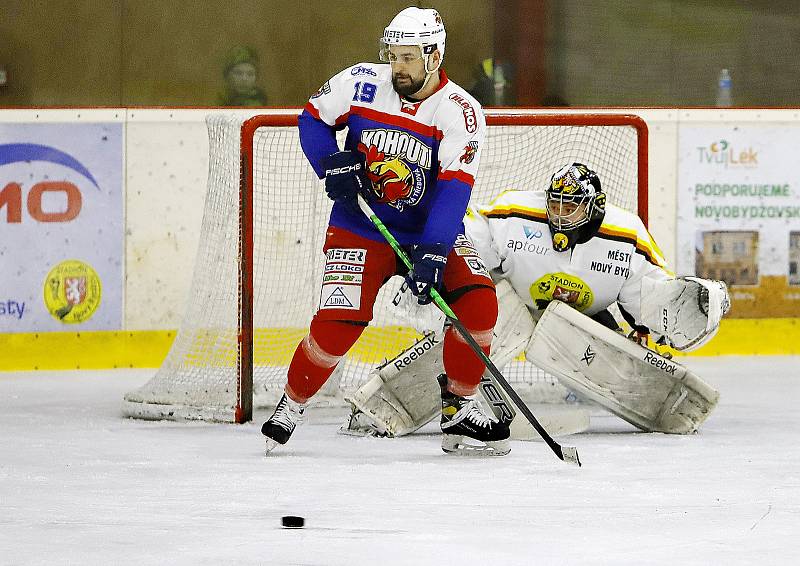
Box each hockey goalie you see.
[343,162,730,442]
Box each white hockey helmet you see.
[379,7,446,73]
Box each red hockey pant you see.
[285,226,497,402]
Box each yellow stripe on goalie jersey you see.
[482,188,522,209]
[597,223,668,269]
[480,202,548,223]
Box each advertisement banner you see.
[0,122,124,331]
[677,125,800,317]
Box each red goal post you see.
[124,111,648,424]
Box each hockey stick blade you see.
[559,445,581,467]
[450,316,582,467]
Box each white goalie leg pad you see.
[343,333,445,437]
[342,280,539,438]
[640,275,731,352]
[526,301,720,434]
[481,280,589,439]
[489,279,536,369]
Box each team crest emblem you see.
[530,272,593,312]
[459,141,478,164]
[358,142,425,210]
[553,232,570,251]
[551,163,594,196]
[553,176,578,194]
[43,259,102,323]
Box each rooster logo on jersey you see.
[358,142,426,211]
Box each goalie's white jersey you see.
[466,190,671,326]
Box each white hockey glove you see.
[640,276,731,351]
[390,278,446,336]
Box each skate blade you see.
[441,434,511,457]
[337,424,389,438]
[265,438,280,455]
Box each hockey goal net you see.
[123,110,648,423]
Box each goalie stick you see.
[357,195,581,467]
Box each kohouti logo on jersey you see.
[530,272,593,312]
[43,259,102,323]
[360,129,432,169]
[358,140,426,211]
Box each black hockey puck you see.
[281,515,305,528]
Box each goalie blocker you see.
[526,301,719,434]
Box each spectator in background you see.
[467,58,512,106]
[467,58,495,106]
[217,46,267,107]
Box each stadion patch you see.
[43,259,102,323]
[319,284,361,310]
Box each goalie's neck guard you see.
[549,215,605,252]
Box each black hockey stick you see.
[357,195,581,466]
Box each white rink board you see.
[1,355,798,565]
[4,108,800,330]
[121,108,800,330]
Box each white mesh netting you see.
[123,111,643,421]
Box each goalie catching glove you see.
[640,275,731,351]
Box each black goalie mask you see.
[545,163,606,252]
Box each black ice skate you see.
[261,393,305,454]
[439,375,511,456]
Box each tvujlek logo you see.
[0,143,99,223]
[697,139,758,169]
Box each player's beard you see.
[392,71,426,98]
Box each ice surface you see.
[1,356,798,565]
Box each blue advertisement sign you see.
[0,122,124,331]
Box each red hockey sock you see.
[285,318,364,403]
[442,287,498,396]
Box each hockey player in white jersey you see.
[343,163,730,440]
[262,7,511,456]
